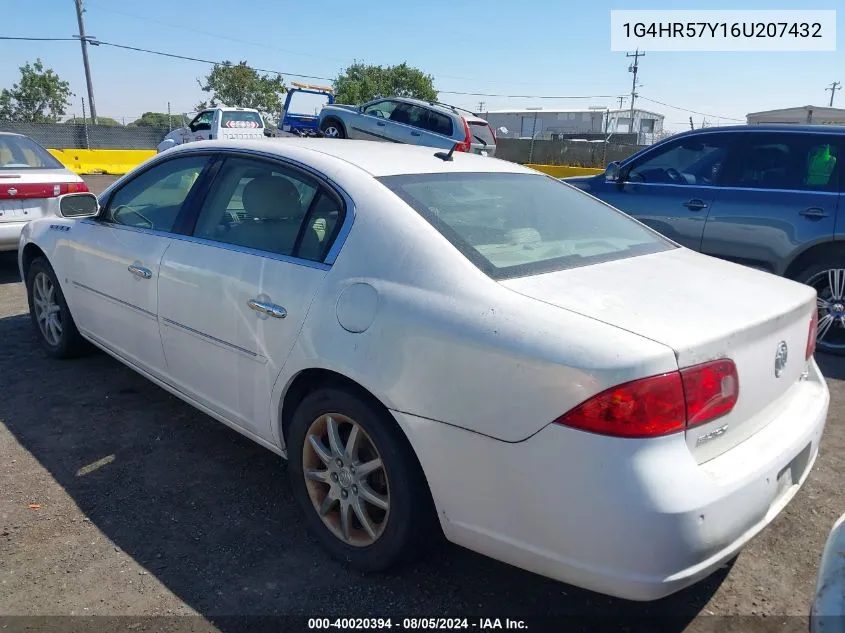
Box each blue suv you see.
[567,124,845,354]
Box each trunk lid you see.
[501,247,817,463]
[0,169,82,224]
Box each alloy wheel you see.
[32,271,63,347]
[809,268,845,352]
[302,414,390,547]
[323,125,340,138]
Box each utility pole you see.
[689,116,694,130]
[617,96,627,110]
[74,0,98,124]
[826,81,841,107]
[477,101,486,113]
[626,49,644,139]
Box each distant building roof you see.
[747,105,845,124]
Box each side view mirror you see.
[59,192,99,219]
[604,161,621,182]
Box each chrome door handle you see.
[683,199,708,211]
[248,299,287,319]
[800,207,828,219]
[127,264,152,279]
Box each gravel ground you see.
[0,175,843,632]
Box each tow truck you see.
[279,82,335,136]
[157,106,266,153]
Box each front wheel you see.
[795,262,845,355]
[320,119,346,139]
[287,386,436,571]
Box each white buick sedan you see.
[17,139,829,601]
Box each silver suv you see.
[318,97,497,156]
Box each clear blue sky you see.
[2,0,843,131]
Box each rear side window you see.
[426,111,454,137]
[220,111,264,129]
[379,172,673,280]
[468,121,495,146]
[0,135,64,170]
[720,133,841,192]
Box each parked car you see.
[157,106,266,153]
[0,132,88,253]
[318,97,498,156]
[18,139,827,601]
[566,124,845,354]
[811,512,845,633]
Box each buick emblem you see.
[7,187,17,196]
[774,341,788,378]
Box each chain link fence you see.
[0,122,173,150]
[495,137,641,168]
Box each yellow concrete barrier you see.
[525,164,605,178]
[48,149,156,175]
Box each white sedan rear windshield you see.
[0,135,64,170]
[379,172,674,280]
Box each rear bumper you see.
[393,358,829,601]
[0,221,26,252]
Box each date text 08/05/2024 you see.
[307,618,528,630]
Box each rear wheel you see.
[287,386,436,571]
[795,262,845,355]
[25,256,87,358]
[320,119,346,139]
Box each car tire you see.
[26,256,87,359]
[320,119,346,139]
[287,385,437,571]
[793,261,845,356]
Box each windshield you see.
[0,135,64,170]
[378,172,674,280]
[468,121,495,147]
[220,111,264,129]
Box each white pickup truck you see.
[156,106,266,153]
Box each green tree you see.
[64,116,121,126]
[333,62,437,105]
[129,112,186,129]
[0,59,72,123]
[196,61,286,120]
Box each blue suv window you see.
[719,133,841,193]
[626,135,733,186]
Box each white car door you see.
[186,110,215,142]
[157,152,346,442]
[67,153,212,375]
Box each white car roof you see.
[173,138,536,177]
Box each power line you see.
[636,96,744,122]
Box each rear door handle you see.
[376,121,386,127]
[248,299,287,319]
[410,131,421,136]
[799,207,828,219]
[127,264,152,280]
[683,199,708,211]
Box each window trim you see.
[175,149,353,266]
[95,152,218,235]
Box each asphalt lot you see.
[1,174,844,632]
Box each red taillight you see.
[554,372,686,438]
[554,359,739,438]
[680,360,739,429]
[807,309,818,360]
[0,181,88,199]
[455,117,472,152]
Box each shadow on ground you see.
[0,313,727,632]
[0,253,20,285]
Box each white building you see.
[483,106,665,145]
[746,105,845,125]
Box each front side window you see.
[362,100,398,119]
[379,172,673,280]
[0,135,64,170]
[720,133,841,192]
[191,156,342,261]
[190,111,214,132]
[627,135,733,186]
[103,155,209,232]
